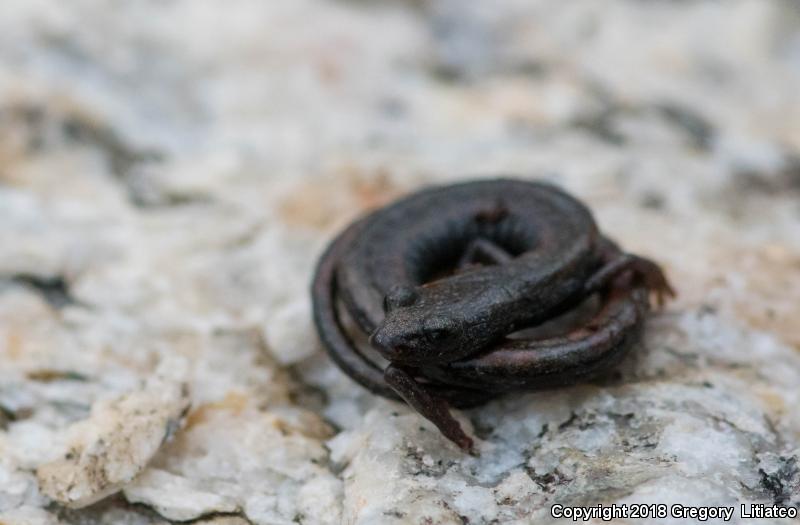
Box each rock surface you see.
[1,0,799,524]
[37,365,190,508]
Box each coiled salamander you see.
[311,179,673,452]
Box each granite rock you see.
[0,0,799,524]
[36,365,190,508]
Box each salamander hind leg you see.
[384,365,476,454]
[630,255,675,307]
[585,252,675,307]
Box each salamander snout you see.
[370,313,461,364]
[368,328,408,361]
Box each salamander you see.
[311,178,673,452]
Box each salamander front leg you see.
[384,364,476,453]
[458,238,512,269]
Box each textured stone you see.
[0,0,799,524]
[36,367,190,508]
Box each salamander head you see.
[369,283,482,364]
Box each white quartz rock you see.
[122,403,342,524]
[124,468,239,521]
[0,454,45,513]
[35,374,190,508]
[262,297,318,366]
[0,506,60,525]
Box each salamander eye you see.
[424,328,450,343]
[422,318,456,344]
[384,284,419,311]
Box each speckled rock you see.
[1,0,799,524]
[36,365,190,508]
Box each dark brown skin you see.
[311,178,674,453]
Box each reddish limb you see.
[586,251,675,307]
[384,364,476,454]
